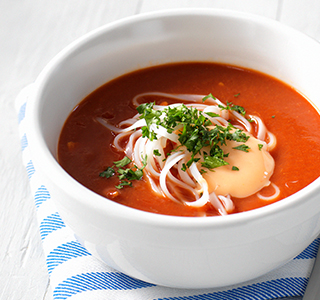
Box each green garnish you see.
[118,167,143,181]
[114,156,132,168]
[137,102,161,140]
[232,166,239,171]
[137,95,250,171]
[231,104,246,116]
[99,167,115,178]
[181,163,187,172]
[153,149,161,156]
[234,93,240,97]
[100,155,147,189]
[206,112,220,118]
[258,144,264,151]
[232,144,250,152]
[202,93,217,102]
[115,181,132,189]
[201,155,229,170]
[218,101,246,116]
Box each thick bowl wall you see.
[28,9,320,288]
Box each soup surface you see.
[58,62,320,216]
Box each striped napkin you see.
[16,84,319,300]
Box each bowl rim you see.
[29,7,320,228]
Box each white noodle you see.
[232,110,252,132]
[218,195,235,213]
[177,159,196,187]
[132,92,206,106]
[250,115,266,140]
[97,116,146,133]
[114,131,132,151]
[209,192,227,215]
[266,131,277,151]
[119,117,139,127]
[159,152,186,203]
[185,163,210,208]
[125,129,142,157]
[166,171,199,199]
[149,123,180,143]
[257,183,280,201]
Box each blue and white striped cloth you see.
[16,85,319,300]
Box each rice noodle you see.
[132,92,207,106]
[97,92,277,216]
[249,115,266,140]
[159,152,186,203]
[218,195,235,213]
[185,162,210,208]
[257,183,280,201]
[233,110,252,132]
[266,132,277,151]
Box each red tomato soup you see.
[58,63,320,217]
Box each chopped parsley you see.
[232,166,239,171]
[100,155,147,189]
[232,144,250,152]
[231,104,246,116]
[99,167,115,178]
[201,155,229,170]
[115,181,132,189]
[258,144,264,151]
[218,101,246,116]
[202,93,217,102]
[153,149,161,156]
[137,95,251,171]
[114,156,131,168]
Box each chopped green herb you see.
[115,181,132,189]
[232,166,239,171]
[233,144,250,152]
[137,102,161,140]
[218,101,246,116]
[134,94,250,173]
[114,156,131,168]
[141,154,148,167]
[205,112,220,118]
[231,105,246,116]
[258,144,264,151]
[99,167,115,178]
[202,93,216,102]
[118,167,143,181]
[201,155,229,170]
[234,93,240,97]
[229,128,250,143]
[100,155,147,189]
[272,115,276,118]
[153,149,161,156]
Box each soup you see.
[58,62,320,217]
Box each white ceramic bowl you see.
[28,9,320,288]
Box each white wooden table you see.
[2,1,320,299]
